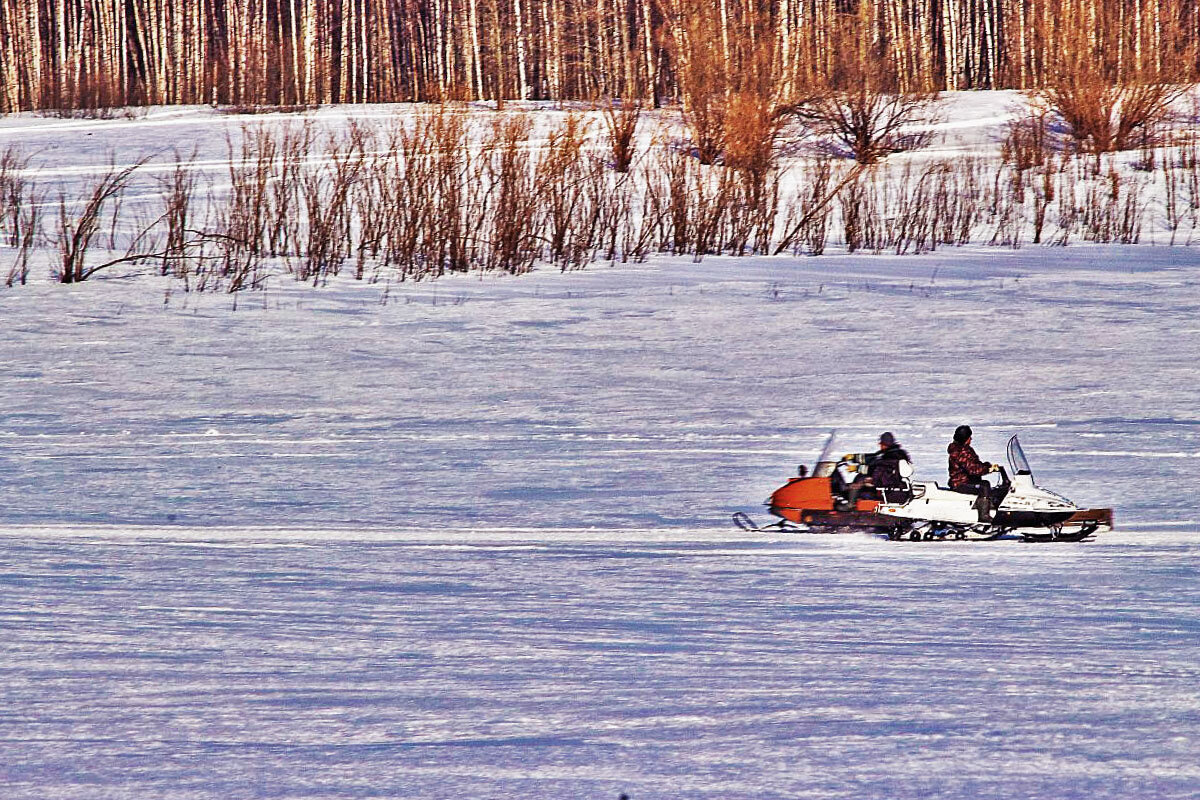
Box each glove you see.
[988,463,1001,473]
[842,453,856,462]
[844,463,858,473]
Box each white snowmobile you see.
[875,435,1112,542]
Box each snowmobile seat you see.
[877,486,912,504]
[877,459,915,504]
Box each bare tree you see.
[796,16,939,165]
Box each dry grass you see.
[53,161,144,283]
[7,100,1200,292]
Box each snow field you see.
[2,245,1200,798]
[2,526,1199,799]
[1,95,1200,798]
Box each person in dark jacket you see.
[947,425,1000,521]
[843,432,911,507]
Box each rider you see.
[843,432,911,507]
[947,425,1001,521]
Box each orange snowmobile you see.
[733,432,900,533]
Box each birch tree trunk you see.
[513,0,530,98]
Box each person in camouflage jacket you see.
[947,425,991,489]
[947,425,1000,520]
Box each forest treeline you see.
[1,0,1199,113]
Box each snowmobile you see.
[732,431,892,533]
[733,433,1112,542]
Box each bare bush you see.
[673,4,729,166]
[1045,79,1186,156]
[298,125,366,284]
[722,85,787,253]
[484,114,540,274]
[778,159,833,255]
[5,197,40,287]
[800,87,938,165]
[1079,165,1147,243]
[1041,22,1189,157]
[1003,102,1054,171]
[428,106,483,275]
[658,145,696,254]
[378,115,435,278]
[538,113,593,267]
[797,18,938,165]
[0,145,30,241]
[1030,158,1060,244]
[0,146,42,285]
[208,126,276,288]
[600,99,641,173]
[267,123,312,258]
[155,150,199,278]
[53,161,144,283]
[1182,118,1200,239]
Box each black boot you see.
[976,493,992,523]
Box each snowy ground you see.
[3,96,1200,798]
[4,247,1200,798]
[3,525,1199,799]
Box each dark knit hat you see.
[953,425,973,444]
[879,431,897,447]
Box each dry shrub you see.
[361,107,483,281]
[797,14,938,165]
[839,169,868,253]
[53,161,143,283]
[223,127,274,249]
[1080,165,1146,243]
[831,158,990,253]
[1003,101,1054,171]
[155,150,199,278]
[4,198,39,287]
[778,159,832,255]
[378,114,436,277]
[484,114,540,274]
[2,146,41,287]
[723,83,784,254]
[600,99,641,173]
[690,166,737,257]
[267,123,312,258]
[299,124,367,284]
[801,86,938,165]
[197,128,276,291]
[1042,21,1190,156]
[538,113,594,267]
[0,146,29,237]
[429,106,483,275]
[1177,111,1200,239]
[1045,78,1185,155]
[669,0,739,165]
[657,144,697,254]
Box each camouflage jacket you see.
[947,441,989,488]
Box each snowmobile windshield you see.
[1007,435,1032,476]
